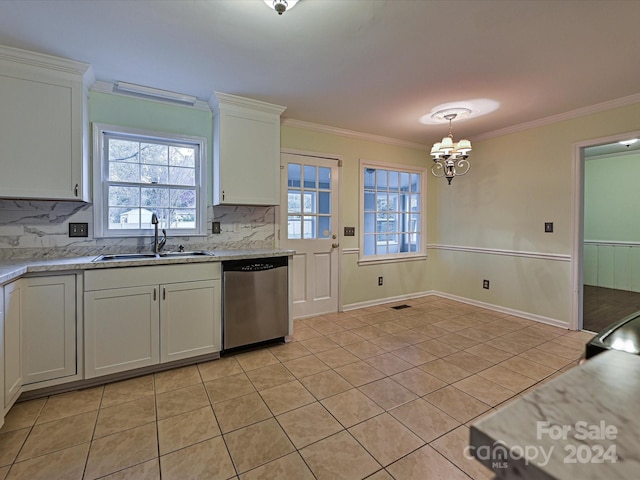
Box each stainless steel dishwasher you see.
[222,256,289,350]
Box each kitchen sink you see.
[93,251,214,262]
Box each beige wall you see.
[282,103,640,323]
[432,102,640,326]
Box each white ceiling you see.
[1,0,640,147]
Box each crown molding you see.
[474,93,640,142]
[90,81,211,111]
[282,118,429,150]
[210,91,286,116]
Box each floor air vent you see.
[391,304,411,310]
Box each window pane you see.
[169,166,195,186]
[109,161,140,182]
[288,164,301,188]
[377,242,388,255]
[304,165,316,189]
[411,173,420,192]
[303,192,315,214]
[318,167,331,189]
[364,234,375,255]
[141,187,169,209]
[169,146,195,167]
[377,192,387,213]
[141,164,169,184]
[364,190,375,211]
[364,168,376,189]
[109,185,139,207]
[303,216,315,239]
[288,190,302,213]
[140,143,168,165]
[288,215,302,239]
[319,192,331,214]
[377,169,388,189]
[170,189,196,208]
[109,207,136,229]
[109,139,138,163]
[389,171,399,191]
[170,209,196,229]
[364,212,376,235]
[318,216,331,238]
[400,172,410,191]
[388,193,398,213]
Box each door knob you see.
[332,242,340,249]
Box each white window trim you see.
[92,122,208,238]
[358,159,427,265]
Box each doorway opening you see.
[573,132,640,332]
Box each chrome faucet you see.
[151,213,167,254]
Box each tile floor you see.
[0,295,594,479]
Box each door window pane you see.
[287,161,333,240]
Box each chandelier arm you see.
[431,162,446,178]
[454,159,470,176]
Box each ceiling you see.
[1,0,640,147]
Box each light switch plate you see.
[212,221,221,234]
[344,226,355,236]
[545,222,554,233]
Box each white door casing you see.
[280,152,340,318]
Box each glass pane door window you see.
[287,163,332,239]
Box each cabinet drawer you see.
[85,263,221,291]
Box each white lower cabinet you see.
[161,279,220,363]
[84,285,159,378]
[4,280,23,410]
[84,264,221,379]
[22,275,78,385]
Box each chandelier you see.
[264,0,300,15]
[430,109,472,185]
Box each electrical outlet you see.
[378,276,384,286]
[344,226,355,236]
[212,221,221,234]
[69,222,88,237]
[483,279,490,289]
[545,222,554,233]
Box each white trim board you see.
[428,244,571,262]
[341,291,569,330]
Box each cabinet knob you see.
[153,288,157,301]
[74,184,79,197]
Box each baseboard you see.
[342,290,435,311]
[432,291,569,329]
[341,290,570,330]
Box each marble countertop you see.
[470,349,640,479]
[0,249,294,285]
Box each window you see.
[93,124,207,237]
[360,161,426,262]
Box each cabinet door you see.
[22,276,76,384]
[4,281,23,408]
[85,286,159,378]
[0,74,84,200]
[160,279,221,363]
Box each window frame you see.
[359,159,427,264]
[92,123,207,238]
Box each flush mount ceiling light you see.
[619,138,639,147]
[430,108,472,185]
[264,0,300,15]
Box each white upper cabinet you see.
[210,92,286,206]
[0,45,93,201]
